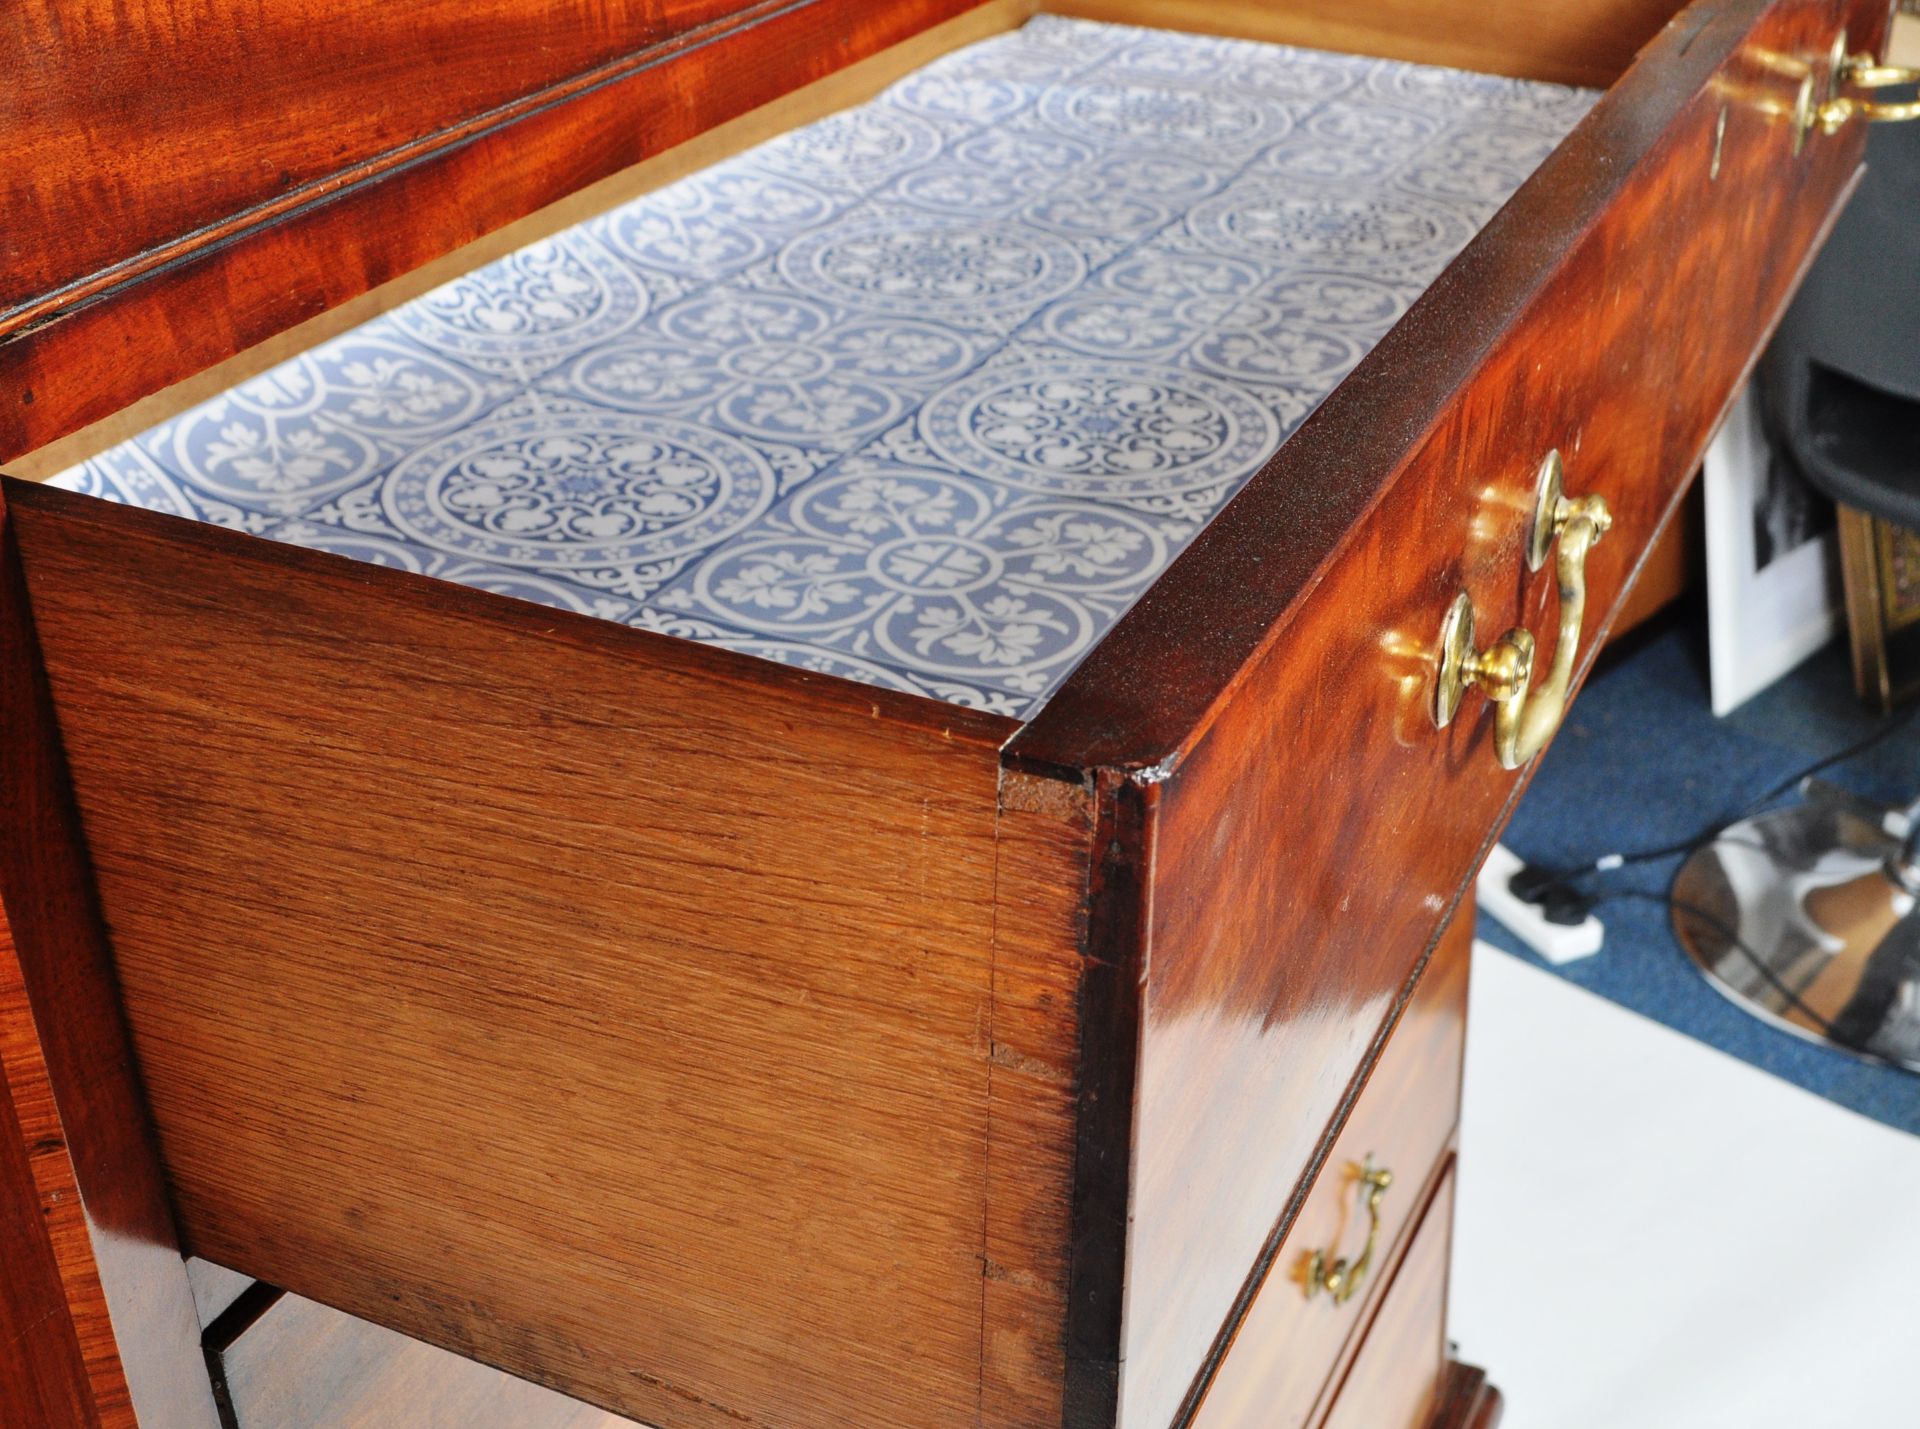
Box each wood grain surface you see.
[5,477,1047,1429]
[1012,0,1886,777]
[1053,0,1685,86]
[1013,2,1887,1424]
[0,486,220,1428]
[0,0,992,460]
[6,0,752,317]
[207,1288,638,1428]
[0,2,1885,1425]
[1188,912,1468,1429]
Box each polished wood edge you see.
[2,1,789,337]
[1007,0,1808,776]
[0,485,221,1428]
[1166,909,1472,1429]
[1426,1362,1504,1429]
[1045,0,1675,86]
[4,0,1038,479]
[0,477,1017,750]
[983,767,1097,1423]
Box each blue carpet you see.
[1480,623,1920,1135]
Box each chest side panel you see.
[8,480,1020,1429]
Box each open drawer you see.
[0,2,1893,1428]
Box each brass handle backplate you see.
[1433,451,1612,771]
[1305,1158,1393,1305]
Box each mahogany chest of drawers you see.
[0,0,1895,1425]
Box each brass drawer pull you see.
[1306,1159,1393,1305]
[1802,36,1920,139]
[1819,52,1920,130]
[1432,451,1612,770]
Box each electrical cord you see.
[1509,695,1920,920]
[1494,697,1920,1062]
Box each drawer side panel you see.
[6,479,1020,1429]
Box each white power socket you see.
[1477,842,1604,965]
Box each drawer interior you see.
[27,13,1595,721]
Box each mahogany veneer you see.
[1189,913,1470,1429]
[0,0,1894,1425]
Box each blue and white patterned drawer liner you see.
[53,17,1595,718]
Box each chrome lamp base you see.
[1672,800,1920,1072]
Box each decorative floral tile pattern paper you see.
[54,18,1593,717]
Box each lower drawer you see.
[206,1287,638,1428]
[1191,913,1469,1429]
[1320,1163,1456,1429]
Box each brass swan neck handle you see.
[1801,34,1920,140]
[1492,485,1612,771]
[1305,1158,1394,1306]
[1433,451,1612,771]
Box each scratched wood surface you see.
[5,477,1054,1429]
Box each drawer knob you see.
[1432,451,1612,770]
[1305,1158,1394,1306]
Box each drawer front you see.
[208,1288,636,1429]
[1318,1165,1457,1429]
[1094,1,1890,1423]
[1190,916,1468,1429]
